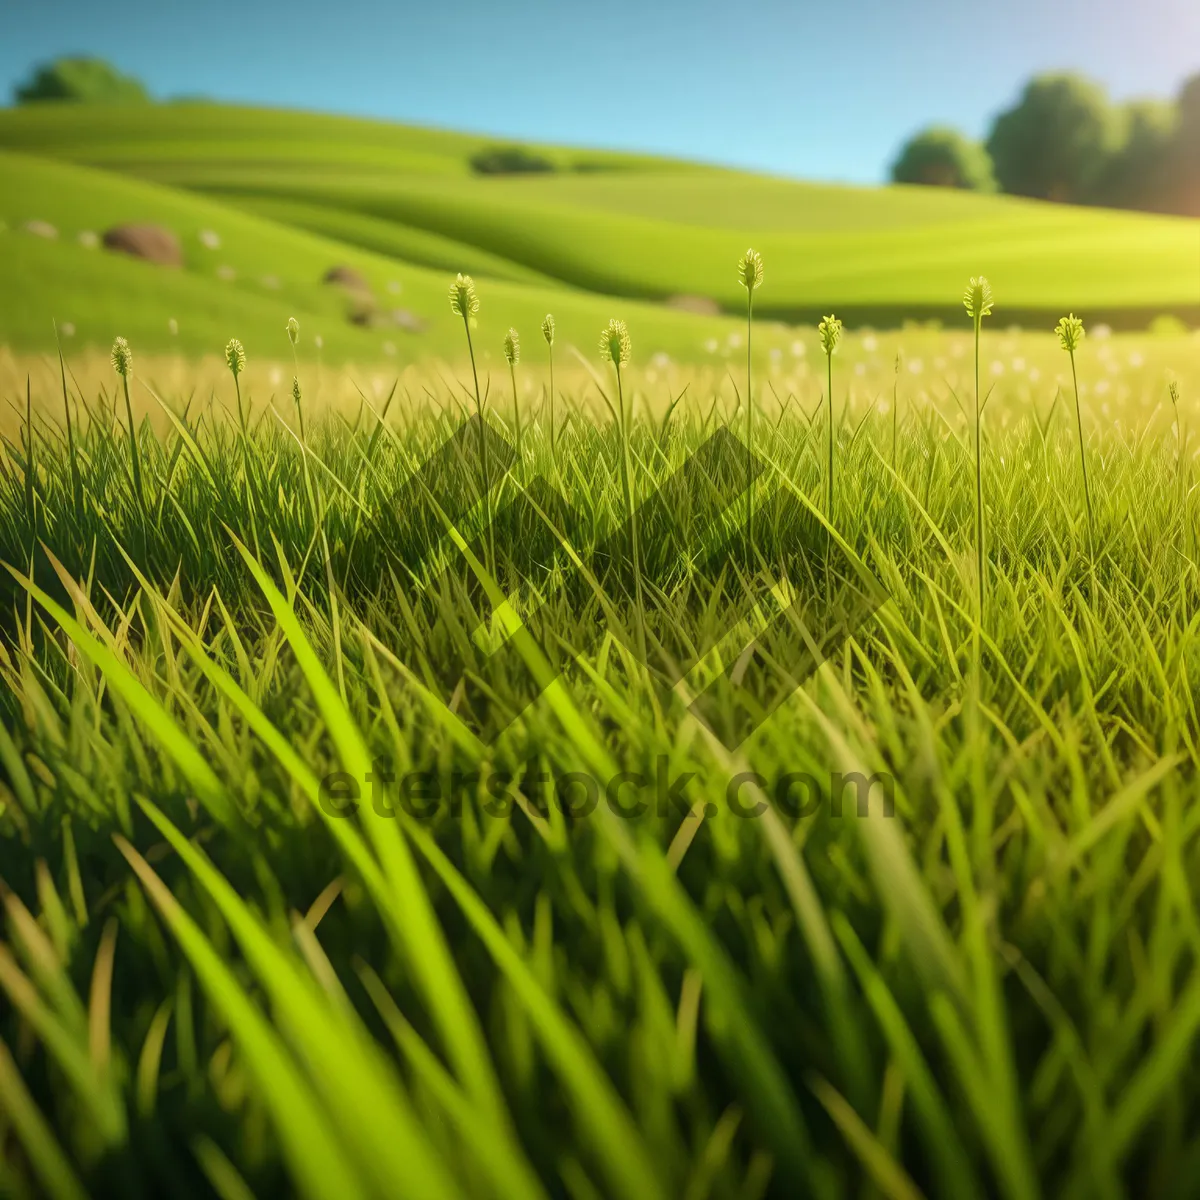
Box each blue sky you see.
[2,0,1197,183]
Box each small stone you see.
[102,224,183,266]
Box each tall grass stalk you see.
[450,274,494,576]
[818,315,843,527]
[542,314,556,456]
[504,327,522,458]
[964,277,993,623]
[601,318,645,657]
[892,352,901,468]
[225,338,258,553]
[287,318,303,434]
[738,250,763,569]
[287,318,316,521]
[1056,314,1094,556]
[228,339,248,438]
[110,338,146,531]
[108,340,143,513]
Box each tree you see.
[1178,71,1200,135]
[1165,72,1200,215]
[986,73,1118,203]
[890,127,996,191]
[14,57,149,104]
[1093,100,1177,210]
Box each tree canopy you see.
[890,71,1200,216]
[890,127,996,191]
[14,57,150,105]
[1169,73,1200,215]
[1092,100,1177,209]
[985,73,1119,203]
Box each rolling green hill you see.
[183,167,1200,318]
[0,101,1197,362]
[0,101,679,178]
[0,149,746,364]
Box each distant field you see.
[0,151,753,364]
[191,169,1198,318]
[1,102,1197,351]
[0,101,675,174]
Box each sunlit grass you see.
[0,294,1196,1197]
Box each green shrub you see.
[890,127,996,191]
[469,145,555,175]
[14,56,150,104]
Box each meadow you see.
[2,92,1200,1200]
[0,254,1198,1199]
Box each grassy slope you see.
[0,100,676,173]
[0,150,753,364]
[227,194,565,286]
[191,169,1199,315]
[2,102,1197,325]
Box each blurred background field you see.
[1,100,1197,371]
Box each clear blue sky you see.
[2,0,1196,183]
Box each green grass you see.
[2,102,1198,344]
[1,100,1198,1195]
[0,310,1196,1196]
[225,194,566,286]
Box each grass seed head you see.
[1169,380,1180,408]
[600,318,631,366]
[110,336,132,378]
[963,276,994,322]
[449,272,479,317]
[1055,313,1085,353]
[286,317,299,347]
[738,248,764,292]
[225,338,246,378]
[818,314,843,357]
[503,327,520,366]
[541,313,555,346]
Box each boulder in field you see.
[102,224,183,267]
[323,265,372,294]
